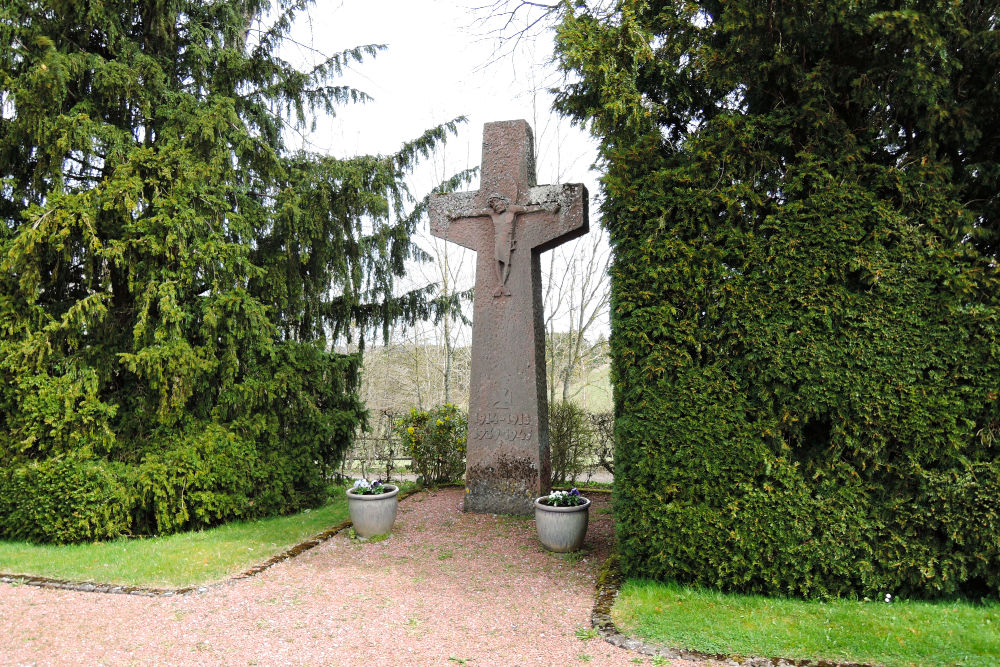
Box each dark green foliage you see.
[554,1,1000,598]
[549,400,597,485]
[0,1,456,542]
[130,424,259,536]
[395,404,467,485]
[0,458,132,543]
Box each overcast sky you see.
[284,0,600,193]
[282,0,609,343]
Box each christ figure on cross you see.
[451,192,560,297]
[429,119,588,515]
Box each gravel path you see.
[0,488,705,666]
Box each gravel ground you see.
[0,488,706,666]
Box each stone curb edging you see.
[0,485,428,598]
[2,483,873,667]
[0,575,199,597]
[590,553,875,667]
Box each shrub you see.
[0,348,366,544]
[555,1,1000,598]
[347,409,403,482]
[590,412,615,476]
[0,458,132,544]
[396,404,467,485]
[0,0,439,545]
[131,422,258,535]
[549,400,597,485]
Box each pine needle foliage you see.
[0,0,460,542]
[554,0,1000,599]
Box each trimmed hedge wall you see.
[0,346,364,544]
[0,458,132,544]
[555,2,1000,598]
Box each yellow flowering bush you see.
[395,404,467,485]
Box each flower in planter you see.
[351,478,387,495]
[541,488,586,507]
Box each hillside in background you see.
[358,339,612,415]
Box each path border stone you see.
[0,486,428,598]
[1,485,879,667]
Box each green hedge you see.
[0,458,132,544]
[0,344,364,544]
[555,1,1000,598]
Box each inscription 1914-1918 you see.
[471,410,533,442]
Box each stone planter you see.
[346,484,399,538]
[534,496,590,553]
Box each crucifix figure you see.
[429,120,589,515]
[457,193,560,297]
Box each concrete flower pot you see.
[534,496,590,553]
[346,484,399,538]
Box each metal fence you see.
[340,409,614,484]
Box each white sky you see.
[285,0,600,194]
[282,0,610,344]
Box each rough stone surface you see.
[429,120,589,515]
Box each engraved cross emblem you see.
[428,120,589,515]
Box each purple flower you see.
[570,488,580,496]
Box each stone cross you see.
[429,120,589,515]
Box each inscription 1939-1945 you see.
[471,410,533,442]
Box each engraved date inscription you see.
[476,412,532,426]
[471,410,533,441]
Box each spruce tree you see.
[0,0,457,541]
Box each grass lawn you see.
[613,579,1000,667]
[0,482,410,589]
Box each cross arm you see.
[522,184,590,252]
[429,192,488,250]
